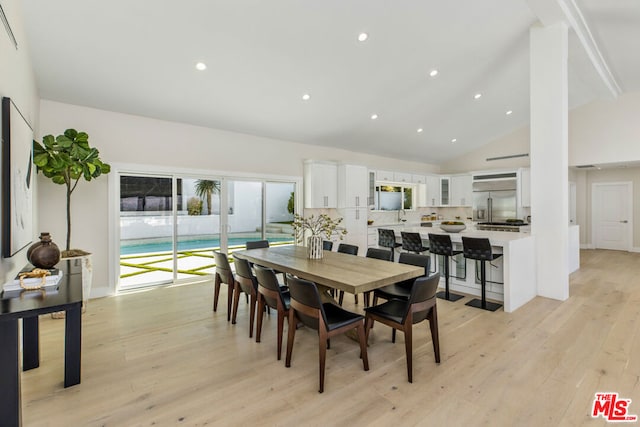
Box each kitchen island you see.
[384,225,536,313]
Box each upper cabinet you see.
[449,174,473,206]
[440,177,450,206]
[375,170,394,182]
[417,175,441,207]
[393,172,412,183]
[519,168,531,207]
[304,160,337,209]
[337,164,368,208]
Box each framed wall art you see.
[2,97,34,257]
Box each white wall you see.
[0,0,40,285]
[38,100,441,295]
[569,92,640,166]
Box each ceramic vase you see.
[27,232,61,269]
[307,235,323,259]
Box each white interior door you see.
[569,181,576,225]
[592,182,632,251]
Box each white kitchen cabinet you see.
[417,175,441,207]
[304,160,337,208]
[376,170,394,182]
[367,227,378,247]
[393,172,412,183]
[338,208,368,255]
[337,164,368,208]
[519,168,531,208]
[412,174,427,184]
[440,177,450,206]
[450,174,472,206]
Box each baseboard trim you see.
[632,247,640,253]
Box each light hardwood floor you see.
[22,249,640,426]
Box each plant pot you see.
[307,235,324,259]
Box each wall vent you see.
[0,3,18,50]
[486,153,529,161]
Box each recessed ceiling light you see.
[429,69,438,77]
[451,138,457,143]
[358,32,369,42]
[370,113,378,120]
[195,62,207,71]
[474,93,482,99]
[302,93,311,101]
[417,128,423,133]
[506,110,513,115]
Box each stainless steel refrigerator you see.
[472,178,517,222]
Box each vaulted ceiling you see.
[20,0,640,164]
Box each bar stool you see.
[461,237,502,312]
[401,232,428,254]
[428,233,464,302]
[378,229,402,261]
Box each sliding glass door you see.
[118,172,296,290]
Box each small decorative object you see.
[292,214,347,259]
[17,268,51,290]
[27,232,61,268]
[367,220,374,225]
[439,221,466,233]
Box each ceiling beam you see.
[526,0,622,98]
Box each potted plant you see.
[292,213,347,258]
[33,129,111,257]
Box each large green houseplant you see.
[33,129,111,257]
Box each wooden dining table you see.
[233,245,423,295]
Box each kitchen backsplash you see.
[368,207,473,225]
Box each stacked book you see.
[2,268,63,295]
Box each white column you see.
[530,23,569,301]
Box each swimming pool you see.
[120,237,294,255]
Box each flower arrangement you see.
[292,214,347,244]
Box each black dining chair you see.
[372,253,430,307]
[245,239,270,250]
[323,241,334,251]
[365,273,441,383]
[360,248,393,307]
[231,257,259,338]
[336,243,359,305]
[378,229,402,261]
[254,265,291,360]
[212,251,235,321]
[285,275,369,393]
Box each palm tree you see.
[194,180,220,215]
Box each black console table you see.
[0,260,83,426]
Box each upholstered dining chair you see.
[322,240,334,251]
[245,239,269,250]
[232,257,259,338]
[372,253,430,307]
[254,265,291,360]
[336,243,359,305]
[212,251,235,321]
[285,275,369,393]
[365,273,441,383]
[360,248,393,307]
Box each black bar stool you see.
[461,237,502,312]
[378,229,402,261]
[428,233,464,302]
[401,232,428,254]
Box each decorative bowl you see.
[367,220,374,225]
[439,222,466,233]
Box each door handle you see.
[621,220,628,223]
